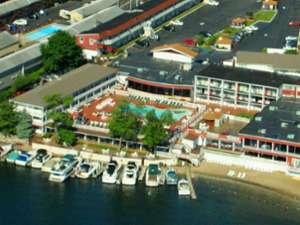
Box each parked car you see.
[136,39,150,48]
[288,21,300,27]
[206,0,219,6]
[247,25,258,31]
[183,38,196,46]
[199,31,212,38]
[170,20,183,26]
[163,25,176,32]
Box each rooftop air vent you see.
[281,122,288,128]
[255,116,262,122]
[269,106,278,111]
[258,129,266,134]
[137,67,144,73]
[296,111,300,116]
[159,71,168,76]
[287,134,295,140]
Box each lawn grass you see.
[253,10,276,22]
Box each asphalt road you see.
[236,0,300,51]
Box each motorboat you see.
[0,144,12,159]
[6,150,20,164]
[165,168,178,185]
[31,149,52,169]
[145,164,160,187]
[102,161,120,184]
[75,160,101,179]
[177,179,191,196]
[15,151,36,166]
[122,161,138,185]
[41,157,60,173]
[49,155,78,182]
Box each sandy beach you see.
[178,161,300,200]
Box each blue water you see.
[128,103,192,120]
[0,164,300,225]
[25,24,62,41]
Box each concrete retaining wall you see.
[204,150,287,172]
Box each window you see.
[89,38,95,45]
[79,36,84,44]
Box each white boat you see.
[41,157,60,173]
[49,155,78,182]
[177,179,191,196]
[165,168,178,185]
[122,161,138,185]
[102,161,120,184]
[15,151,36,166]
[0,144,12,159]
[75,160,101,179]
[145,164,160,187]
[31,149,52,169]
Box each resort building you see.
[0,31,19,57]
[239,97,300,173]
[76,0,202,57]
[231,51,300,76]
[12,64,118,133]
[194,65,300,110]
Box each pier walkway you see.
[139,166,147,181]
[186,165,197,200]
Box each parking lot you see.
[129,0,261,61]
[237,0,300,51]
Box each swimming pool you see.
[25,24,63,41]
[128,103,192,121]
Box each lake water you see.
[0,163,300,225]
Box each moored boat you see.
[145,164,160,187]
[177,179,191,196]
[122,161,139,185]
[102,160,120,184]
[41,157,60,173]
[49,154,79,182]
[31,149,52,169]
[166,168,178,185]
[6,150,21,164]
[0,143,12,160]
[15,151,36,166]
[75,160,101,179]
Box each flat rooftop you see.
[84,0,175,34]
[199,65,300,87]
[13,64,118,108]
[240,97,300,143]
[115,50,205,85]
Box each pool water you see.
[25,24,62,41]
[128,103,192,121]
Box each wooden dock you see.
[186,166,197,200]
[159,166,166,185]
[138,166,147,181]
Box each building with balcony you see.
[12,64,118,134]
[194,65,300,110]
[239,97,300,172]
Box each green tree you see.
[41,31,84,74]
[142,111,167,152]
[160,110,174,125]
[43,93,76,146]
[56,127,77,146]
[0,102,19,136]
[16,112,33,139]
[109,101,141,148]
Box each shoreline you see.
[178,162,300,201]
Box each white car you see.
[206,0,219,6]
[170,20,184,26]
[247,25,258,31]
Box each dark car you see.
[199,31,212,38]
[163,25,176,32]
[136,39,150,48]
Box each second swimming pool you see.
[25,24,63,41]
